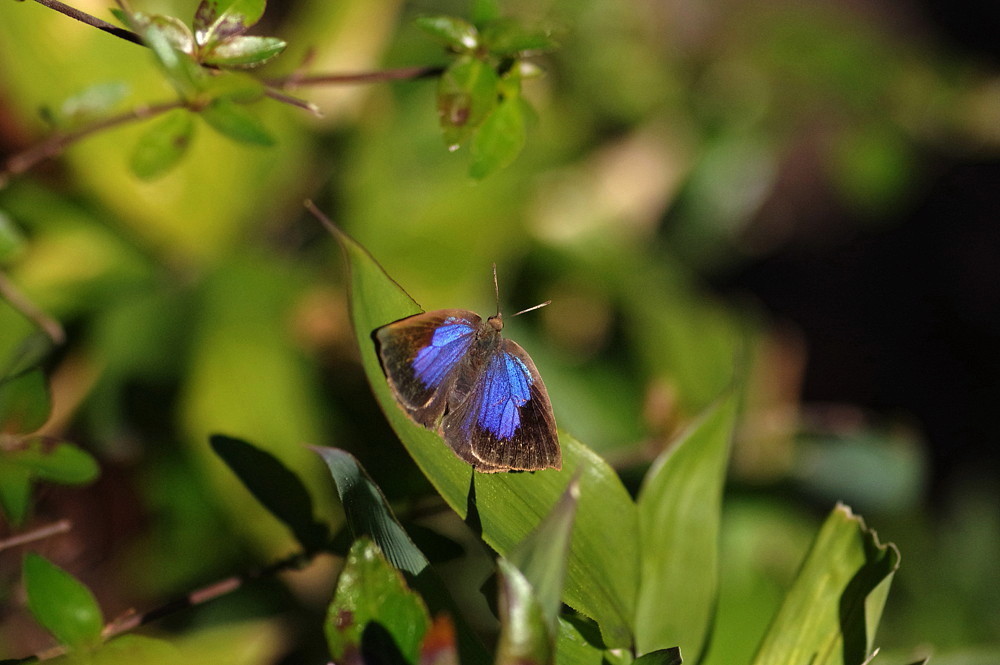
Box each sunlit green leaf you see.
[415,16,479,52]
[496,558,553,665]
[24,553,104,650]
[211,435,330,552]
[556,616,605,665]
[437,56,500,149]
[507,477,579,635]
[200,98,275,146]
[193,0,266,47]
[328,222,637,648]
[201,36,287,68]
[470,95,529,179]
[126,13,203,98]
[750,504,900,665]
[130,109,195,181]
[325,538,431,665]
[635,391,738,660]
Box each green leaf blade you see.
[496,558,554,665]
[15,438,100,484]
[469,96,529,179]
[211,434,330,552]
[328,223,638,648]
[200,99,275,146]
[193,0,266,47]
[0,462,32,525]
[750,504,900,665]
[325,538,431,665]
[201,36,287,68]
[437,56,500,150]
[130,109,195,181]
[635,391,738,660]
[24,553,104,650]
[633,648,683,665]
[415,16,479,51]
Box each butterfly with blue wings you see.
[374,272,561,473]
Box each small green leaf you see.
[0,461,32,525]
[200,99,275,145]
[129,109,195,181]
[507,477,580,636]
[24,553,104,650]
[496,558,553,665]
[128,13,203,98]
[193,0,266,47]
[750,504,900,665]
[325,538,431,665]
[140,14,195,54]
[634,391,737,660]
[14,438,100,484]
[201,35,286,68]
[0,369,51,435]
[415,16,479,51]
[634,648,683,665]
[480,19,559,56]
[469,95,529,178]
[313,446,428,575]
[56,82,130,128]
[1,331,52,382]
[0,210,26,263]
[201,72,266,103]
[211,434,329,552]
[437,56,500,149]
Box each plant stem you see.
[0,519,71,553]
[0,100,185,188]
[31,0,143,46]
[267,65,444,88]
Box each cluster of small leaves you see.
[0,330,98,526]
[111,0,285,180]
[416,1,558,178]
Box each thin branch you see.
[24,550,313,662]
[31,0,143,46]
[0,100,185,188]
[0,272,65,345]
[0,520,71,553]
[267,65,444,89]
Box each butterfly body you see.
[375,309,561,472]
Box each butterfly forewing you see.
[375,310,481,429]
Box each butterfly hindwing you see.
[442,338,561,472]
[375,310,480,430]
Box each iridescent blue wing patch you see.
[443,339,560,472]
[375,310,480,432]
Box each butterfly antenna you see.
[512,300,552,317]
[492,263,501,317]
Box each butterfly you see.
[374,268,561,473]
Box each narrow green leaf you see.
[496,558,554,665]
[635,391,738,660]
[0,461,32,525]
[325,538,431,665]
[24,553,104,650]
[313,446,428,575]
[193,0,266,47]
[129,109,195,181]
[200,99,275,146]
[0,210,26,263]
[634,648,683,665]
[750,504,900,665]
[556,616,605,665]
[480,19,559,56]
[14,438,100,484]
[211,434,330,552]
[327,222,638,648]
[127,13,203,98]
[414,16,479,51]
[437,56,500,149]
[507,476,580,635]
[201,35,286,68]
[469,95,529,179]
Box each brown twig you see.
[0,519,71,553]
[31,0,143,46]
[0,272,66,345]
[266,65,444,89]
[0,100,185,188]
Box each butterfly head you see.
[487,314,504,331]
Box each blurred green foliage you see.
[1,0,998,663]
